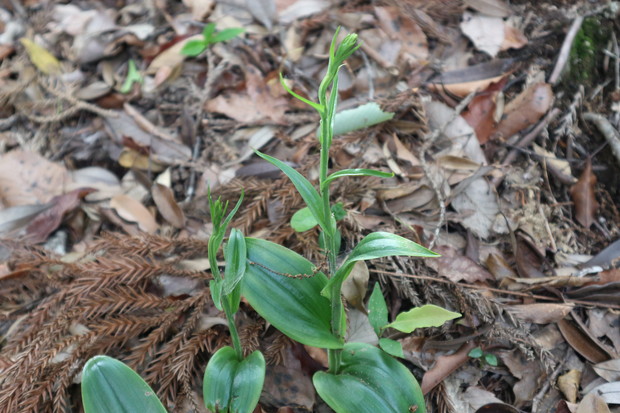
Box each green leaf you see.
[323,169,393,188]
[202,23,217,42]
[318,102,395,139]
[379,338,404,358]
[254,150,327,232]
[120,59,142,94]
[484,353,498,367]
[81,355,167,413]
[223,229,247,295]
[368,283,388,335]
[280,73,323,112]
[211,27,245,44]
[331,202,346,221]
[210,279,223,311]
[291,207,318,232]
[241,237,342,349]
[323,232,439,299]
[468,347,483,359]
[181,39,207,56]
[203,347,265,413]
[313,343,425,413]
[386,304,461,333]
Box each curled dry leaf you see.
[506,303,574,324]
[494,82,553,138]
[557,319,609,364]
[421,341,477,394]
[151,183,185,228]
[110,194,158,234]
[570,159,598,228]
[557,369,581,403]
[461,77,507,144]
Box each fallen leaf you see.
[558,319,609,364]
[451,177,499,239]
[19,38,61,75]
[506,303,574,324]
[118,148,166,172]
[533,143,576,184]
[426,245,493,283]
[494,82,553,138]
[462,77,507,144]
[460,12,506,57]
[0,203,52,234]
[570,159,598,227]
[464,0,513,17]
[0,149,71,207]
[421,341,477,394]
[182,0,215,21]
[151,183,185,228]
[110,194,158,234]
[576,392,611,413]
[24,188,95,243]
[593,359,620,382]
[557,369,581,403]
[587,381,620,405]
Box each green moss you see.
[565,17,610,86]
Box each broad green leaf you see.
[254,151,327,232]
[241,238,342,349]
[368,283,388,335]
[120,59,143,94]
[203,347,265,413]
[484,353,498,366]
[313,343,425,413]
[223,229,247,295]
[323,169,393,188]
[181,39,207,56]
[210,279,223,311]
[211,28,245,44]
[323,232,439,298]
[386,304,461,333]
[379,338,404,358]
[331,202,346,221]
[290,207,317,232]
[468,347,483,359]
[202,23,217,41]
[81,355,167,413]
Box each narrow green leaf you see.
[323,169,393,188]
[212,27,245,44]
[254,151,327,232]
[210,279,223,311]
[81,355,167,413]
[241,237,343,349]
[291,207,318,232]
[181,39,207,56]
[202,23,216,41]
[203,347,265,413]
[313,343,425,413]
[120,60,142,94]
[379,338,404,358]
[223,229,247,295]
[468,347,483,359]
[280,73,323,112]
[386,304,461,333]
[368,283,388,335]
[323,232,439,298]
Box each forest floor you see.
[0,0,620,412]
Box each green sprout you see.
[181,23,245,57]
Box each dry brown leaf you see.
[110,194,158,234]
[593,359,620,382]
[118,148,167,172]
[557,319,609,364]
[506,303,574,324]
[421,341,476,394]
[426,245,493,283]
[151,183,185,229]
[576,393,611,413]
[570,159,598,228]
[464,0,513,17]
[0,149,71,207]
[182,0,214,21]
[495,82,553,138]
[485,253,517,281]
[557,369,581,403]
[461,77,507,144]
[341,261,369,313]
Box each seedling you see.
[181,23,245,57]
[120,59,143,93]
[468,346,498,367]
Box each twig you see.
[548,16,584,85]
[420,92,476,249]
[493,108,561,187]
[582,112,620,167]
[371,269,620,310]
[531,353,565,413]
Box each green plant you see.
[181,23,245,57]
[120,59,143,93]
[239,28,461,413]
[468,347,498,367]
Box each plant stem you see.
[222,298,244,360]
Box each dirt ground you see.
[0,0,620,412]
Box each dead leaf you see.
[494,83,553,138]
[506,303,574,324]
[342,261,369,312]
[426,245,493,283]
[24,188,95,243]
[0,149,71,207]
[451,177,499,239]
[110,194,158,234]
[557,369,581,403]
[558,319,609,364]
[151,183,185,228]
[533,143,576,184]
[421,341,477,394]
[460,12,506,57]
[0,203,52,234]
[346,308,378,345]
[570,159,598,228]
[206,66,288,124]
[19,38,61,75]
[182,0,214,21]
[576,392,611,413]
[427,59,515,97]
[485,253,517,281]
[462,78,507,144]
[500,350,543,406]
[464,0,513,17]
[588,381,620,405]
[593,359,620,382]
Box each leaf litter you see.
[1,0,620,412]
